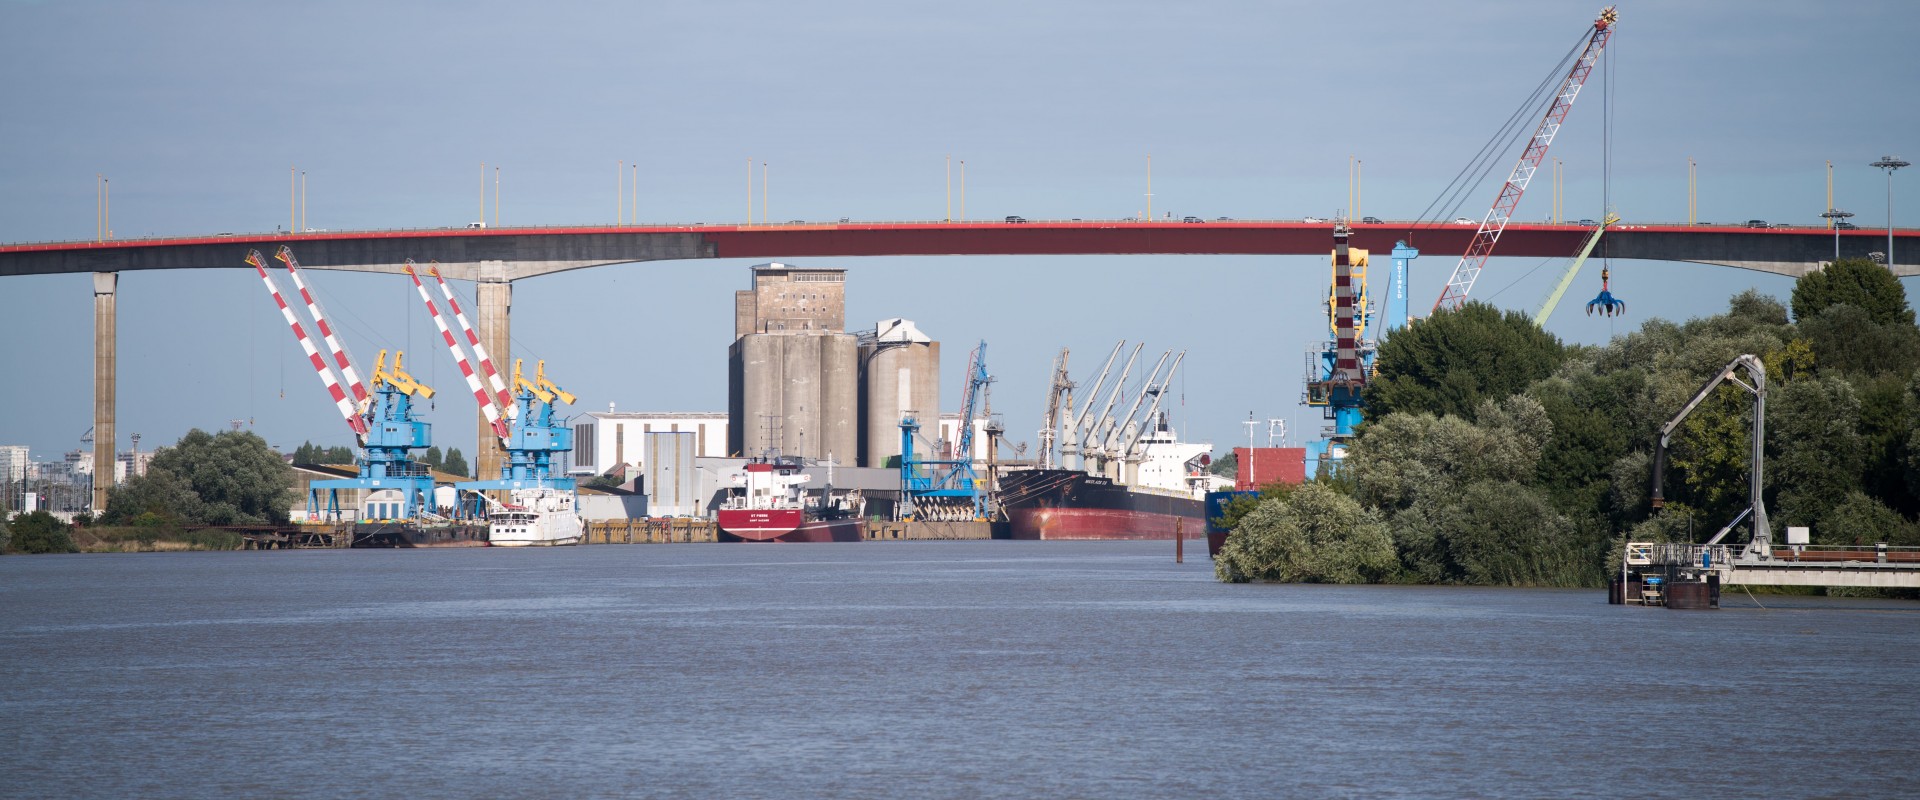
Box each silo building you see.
[858,318,940,468]
[727,263,859,464]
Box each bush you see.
[1215,483,1397,584]
[7,511,78,554]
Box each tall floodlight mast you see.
[1433,6,1617,313]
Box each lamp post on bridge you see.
[1870,156,1908,267]
[1821,209,1853,261]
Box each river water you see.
[3,541,1915,798]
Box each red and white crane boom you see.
[424,264,516,420]
[276,246,371,410]
[1433,6,1616,313]
[404,260,511,446]
[247,250,369,443]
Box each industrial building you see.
[727,263,859,464]
[857,318,940,468]
[572,411,729,477]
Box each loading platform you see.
[1617,542,1920,608]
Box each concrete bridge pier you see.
[92,271,116,513]
[474,263,510,481]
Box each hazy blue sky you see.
[2,0,1915,465]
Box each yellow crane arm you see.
[512,358,554,403]
[373,349,435,399]
[535,360,577,406]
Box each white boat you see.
[485,486,584,547]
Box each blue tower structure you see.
[456,359,577,514]
[308,351,440,522]
[1385,240,1419,334]
[1302,225,1375,475]
[897,341,991,521]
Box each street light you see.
[1870,156,1908,267]
[1821,208,1854,260]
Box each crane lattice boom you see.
[1433,5,1616,313]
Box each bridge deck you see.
[4,219,1915,280]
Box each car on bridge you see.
[1361,216,1382,224]
[1746,219,1771,228]
[1452,217,1477,225]
[1836,221,1858,230]
[1182,216,1203,223]
[1303,216,1325,223]
[1004,216,1026,224]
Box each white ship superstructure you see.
[485,486,584,547]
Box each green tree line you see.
[1219,258,1920,586]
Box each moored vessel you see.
[717,457,864,542]
[1000,415,1213,541]
[485,485,584,546]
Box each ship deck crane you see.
[1038,348,1071,470]
[1650,354,1770,557]
[1433,6,1617,313]
[1093,350,1172,473]
[1060,342,1126,471]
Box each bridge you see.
[6,218,1915,508]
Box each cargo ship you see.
[999,416,1215,541]
[717,457,864,543]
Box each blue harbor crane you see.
[899,341,992,521]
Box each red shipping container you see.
[1235,447,1305,491]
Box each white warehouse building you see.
[572,411,731,477]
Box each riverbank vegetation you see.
[100,428,294,529]
[1218,258,1920,587]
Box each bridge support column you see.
[475,264,510,481]
[92,272,117,513]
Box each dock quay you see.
[583,518,995,544]
[237,519,999,548]
[1614,542,1920,609]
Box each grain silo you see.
[727,264,859,464]
[858,318,940,468]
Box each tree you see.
[101,467,203,527]
[1214,483,1396,584]
[7,510,77,554]
[1439,481,1591,587]
[422,446,444,471]
[1818,491,1920,547]
[1768,376,1863,527]
[441,448,470,478]
[1790,257,1914,326]
[1365,301,1566,421]
[105,429,294,526]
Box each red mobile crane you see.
[1433,6,1617,313]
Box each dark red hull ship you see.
[717,508,864,543]
[999,469,1205,541]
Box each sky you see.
[2,0,1916,466]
